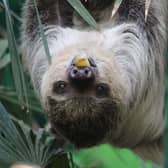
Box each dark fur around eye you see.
[95,83,110,97]
[53,81,68,94]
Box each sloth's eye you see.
[53,81,68,94]
[95,83,110,97]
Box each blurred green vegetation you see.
[0,0,167,168]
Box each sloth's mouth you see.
[46,96,121,148]
[50,117,107,148]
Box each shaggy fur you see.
[21,0,167,165]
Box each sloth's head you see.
[41,46,128,148]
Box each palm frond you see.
[2,0,29,110]
[0,39,8,57]
[145,0,152,22]
[33,0,51,64]
[0,53,11,69]
[111,0,123,19]
[0,39,10,69]
[0,87,42,113]
[0,1,22,22]
[0,102,68,167]
[67,0,97,29]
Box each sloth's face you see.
[41,46,126,148]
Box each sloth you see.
[21,0,167,165]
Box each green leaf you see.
[0,87,42,113]
[2,0,29,110]
[111,0,123,19]
[0,102,30,165]
[0,39,8,57]
[0,53,11,69]
[67,0,97,29]
[0,102,68,167]
[0,1,22,22]
[145,0,152,22]
[72,144,155,168]
[33,0,51,64]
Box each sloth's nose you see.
[68,56,96,89]
[69,66,94,80]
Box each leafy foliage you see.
[0,39,10,69]
[2,0,29,110]
[0,102,69,168]
[67,0,97,29]
[32,0,51,64]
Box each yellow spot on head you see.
[74,56,90,67]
